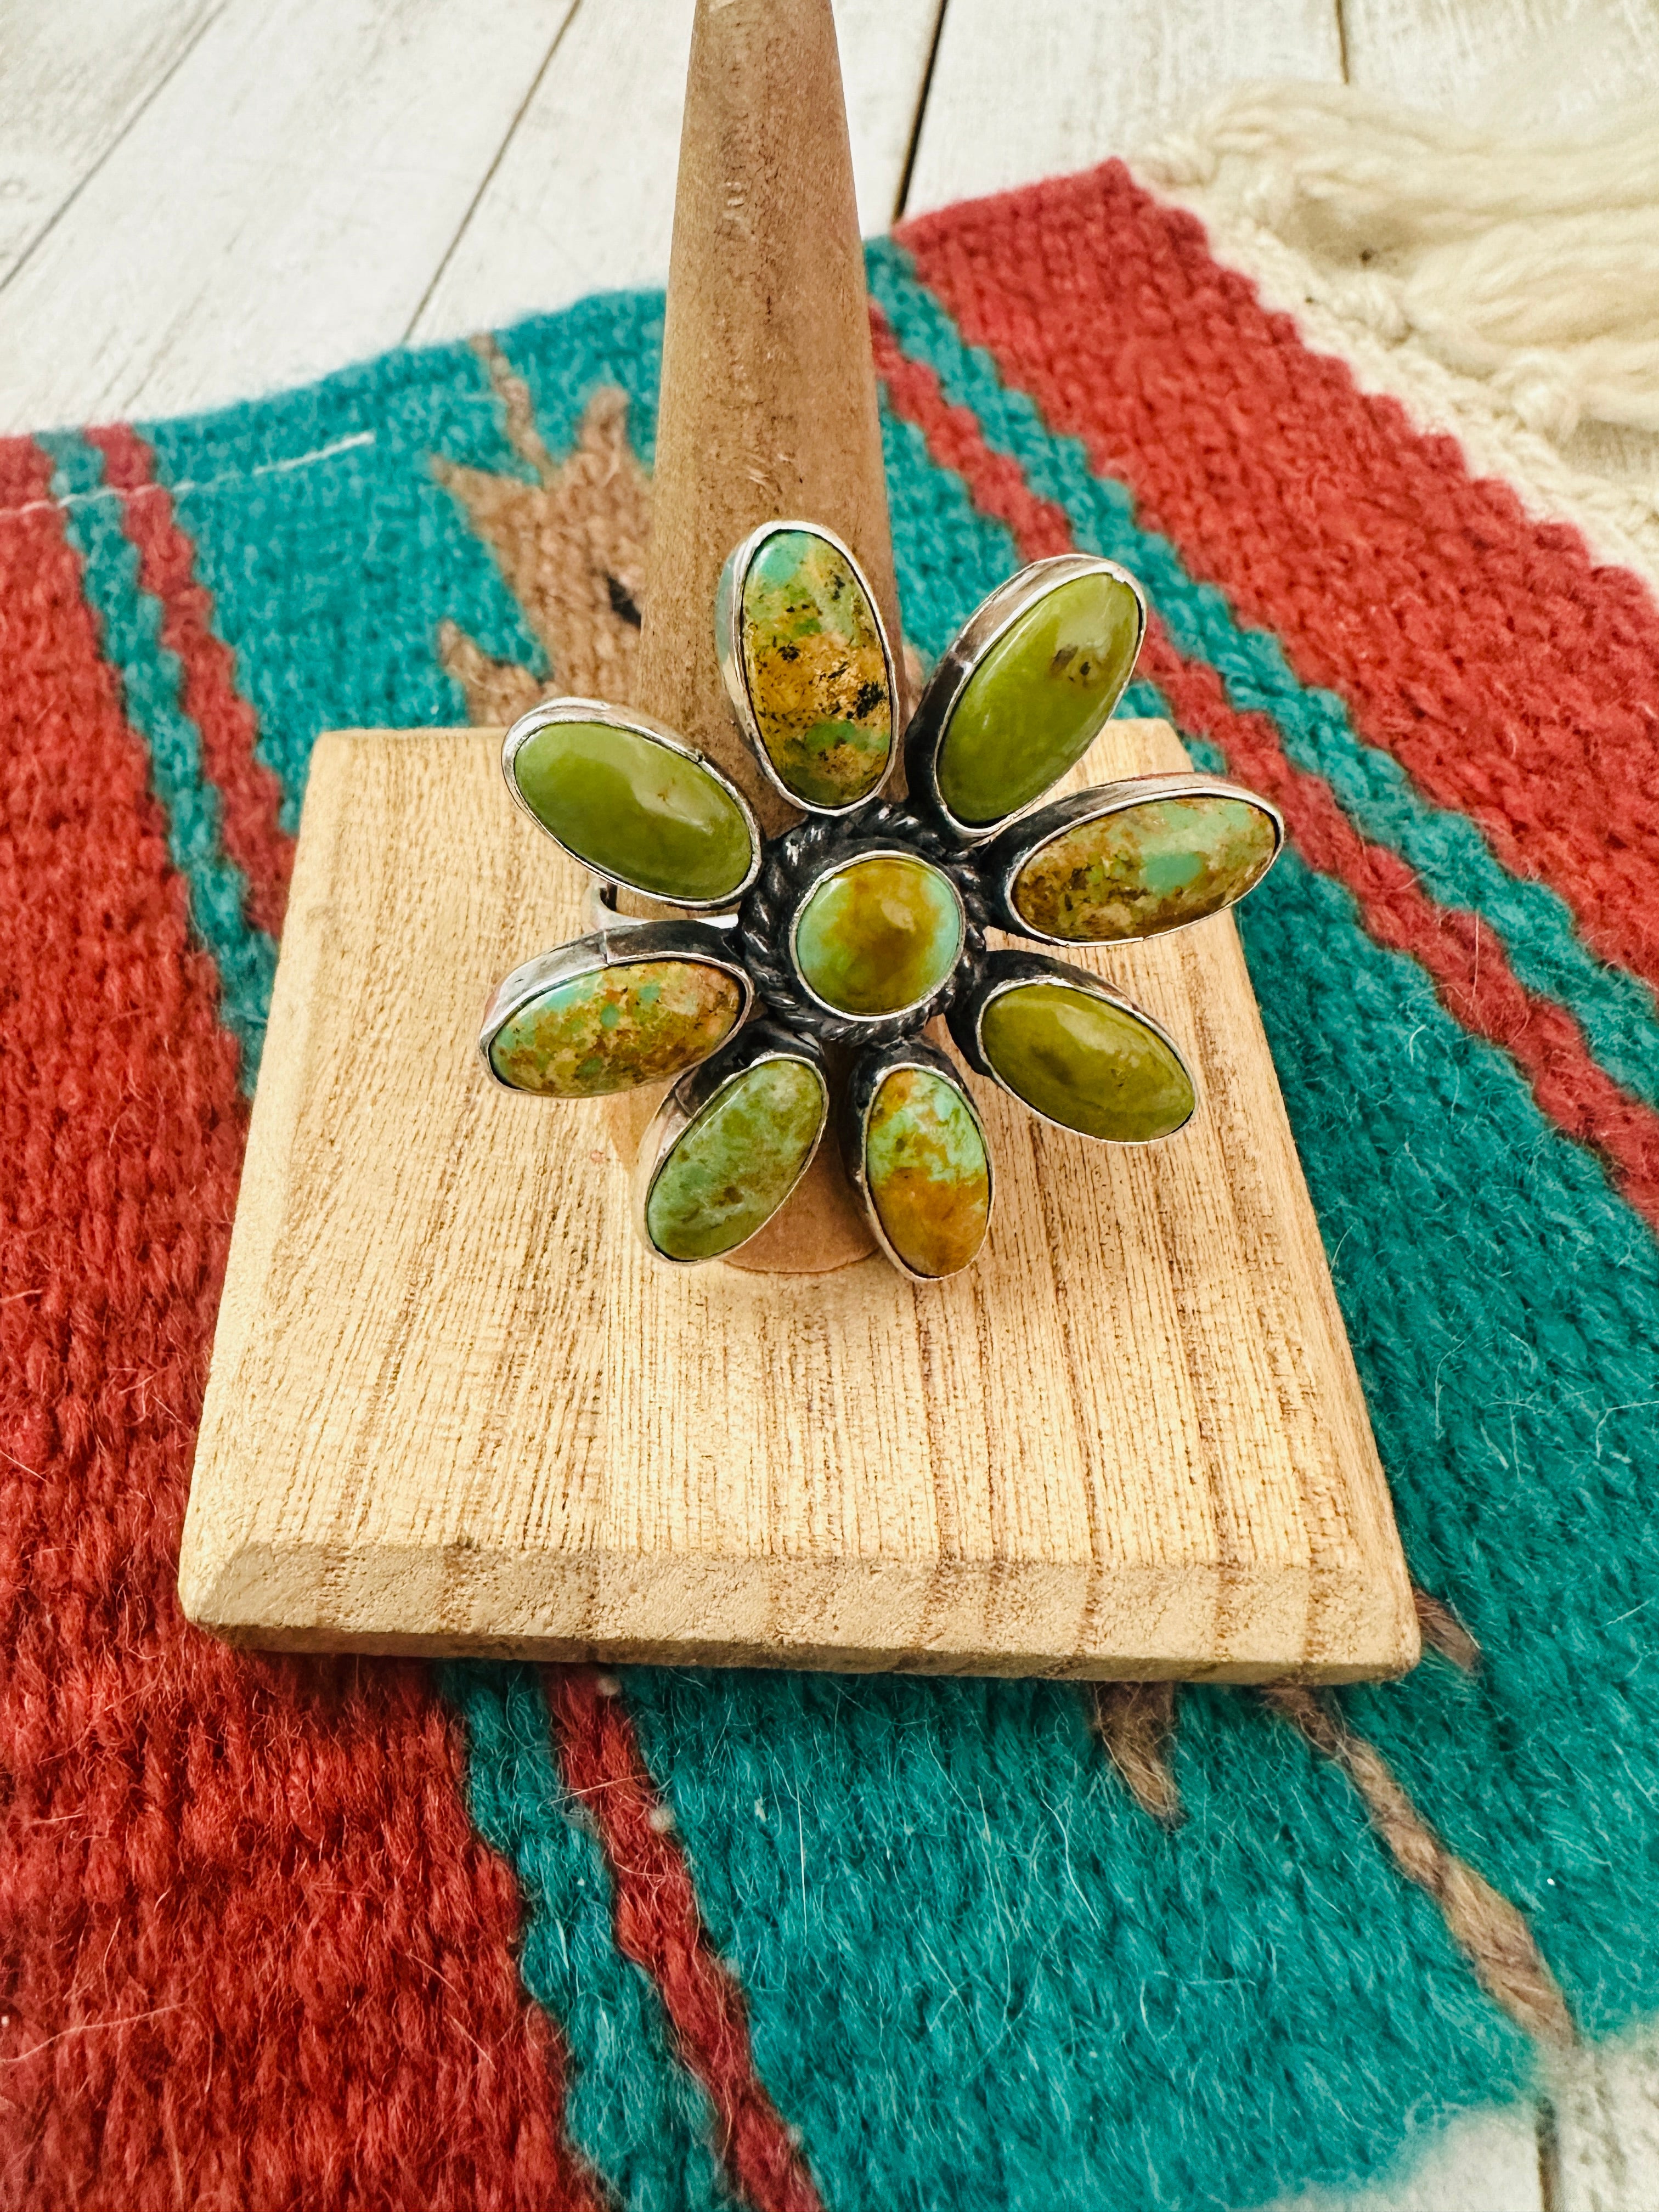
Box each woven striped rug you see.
[4,160,1657,2211]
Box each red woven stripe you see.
[83,423,292,937]
[870,320,1659,1232]
[545,1669,823,2212]
[0,432,602,2212]
[900,163,1659,996]
[872,311,1071,558]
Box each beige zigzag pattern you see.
[1092,1588,1573,2047]
[434,335,652,724]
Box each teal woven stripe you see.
[622,849,1659,2212]
[438,1664,736,2212]
[1119,682,1226,779]
[866,243,1659,1115]
[146,299,665,827]
[495,297,664,471]
[37,430,275,1088]
[624,1666,1532,2212]
[878,400,1022,665]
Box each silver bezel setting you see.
[785,842,968,1027]
[840,1037,994,1283]
[478,920,755,1094]
[979,773,1286,946]
[715,518,900,820]
[633,1023,831,1267]
[947,950,1196,1144]
[902,554,1148,846]
[501,694,763,912]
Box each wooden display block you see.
[178,719,1418,1680]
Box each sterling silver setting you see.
[477,920,754,1092]
[783,841,969,1025]
[977,772,1286,945]
[479,517,1279,1278]
[584,878,742,932]
[947,949,1197,1143]
[839,1036,995,1283]
[733,805,986,1051]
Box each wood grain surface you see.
[179,716,1417,1680]
[8,0,1656,433]
[0,0,221,291]
[634,0,904,811]
[409,0,940,343]
[1340,0,1659,126]
[0,0,577,431]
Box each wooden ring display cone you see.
[610,0,902,1274]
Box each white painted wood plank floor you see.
[3,2,1657,2204]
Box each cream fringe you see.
[1133,82,1659,587]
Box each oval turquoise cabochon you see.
[512,717,755,904]
[864,1064,990,1278]
[979,980,1194,1141]
[1011,793,1279,944]
[646,1057,828,1262]
[732,528,894,810]
[935,569,1142,828]
[488,958,744,1097]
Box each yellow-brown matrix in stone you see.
[734,529,893,808]
[793,855,963,1018]
[864,1066,990,1278]
[1012,794,1279,943]
[489,960,742,1096]
[646,1059,828,1262]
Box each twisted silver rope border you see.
[736,804,988,1048]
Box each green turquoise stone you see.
[1012,794,1278,942]
[936,571,1142,826]
[489,959,743,1096]
[865,1066,990,1278]
[646,1058,828,1262]
[512,718,754,904]
[793,855,963,1017]
[732,529,893,808]
[980,980,1194,1141]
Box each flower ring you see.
[479,522,1282,1280]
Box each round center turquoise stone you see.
[792,854,964,1018]
[512,718,754,904]
[980,980,1194,1141]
